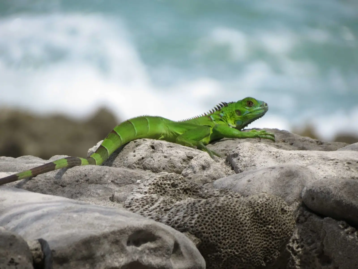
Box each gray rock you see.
[302,178,358,226]
[0,226,33,269]
[1,155,152,207]
[207,128,347,157]
[226,142,358,181]
[263,128,348,151]
[337,142,358,151]
[213,165,315,205]
[102,139,233,182]
[0,155,46,173]
[0,188,205,269]
[288,207,358,269]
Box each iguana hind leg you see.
[175,126,220,158]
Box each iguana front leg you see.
[175,126,220,158]
[212,125,275,141]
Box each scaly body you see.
[0,97,274,185]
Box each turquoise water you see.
[0,0,357,140]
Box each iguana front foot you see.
[246,130,275,141]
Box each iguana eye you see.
[235,110,241,116]
[247,100,254,107]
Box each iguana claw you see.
[250,130,275,141]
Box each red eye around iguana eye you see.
[247,100,254,107]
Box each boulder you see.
[0,188,205,269]
[0,155,149,207]
[337,142,358,151]
[288,207,358,269]
[101,139,233,183]
[0,227,33,269]
[302,178,358,226]
[224,142,358,181]
[213,165,314,205]
[207,128,347,156]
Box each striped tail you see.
[0,116,164,186]
[0,156,92,185]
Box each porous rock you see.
[97,139,233,182]
[0,187,205,269]
[0,226,33,269]
[288,206,358,269]
[125,174,295,269]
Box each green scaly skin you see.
[0,97,274,186]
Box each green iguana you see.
[0,97,274,186]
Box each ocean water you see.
[0,0,357,140]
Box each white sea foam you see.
[251,115,291,131]
[0,14,226,123]
[0,14,158,118]
[208,27,248,60]
[206,26,298,58]
[257,30,297,55]
[313,106,358,141]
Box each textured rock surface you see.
[224,142,358,179]
[212,138,357,206]
[0,155,151,207]
[0,188,205,269]
[101,139,233,183]
[0,226,33,269]
[263,128,348,151]
[288,207,358,269]
[125,174,295,269]
[208,128,347,156]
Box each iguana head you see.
[221,97,268,130]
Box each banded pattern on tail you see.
[0,156,88,185]
[0,116,165,186]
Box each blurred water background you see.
[0,0,357,157]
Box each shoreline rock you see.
[0,128,357,268]
[0,187,205,269]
